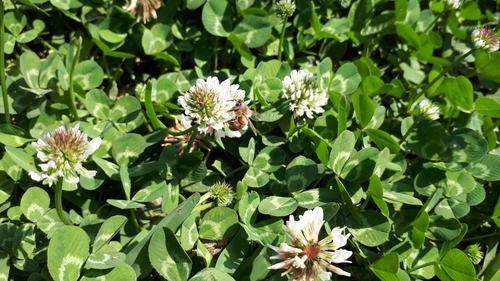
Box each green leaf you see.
[17,29,39,43]
[394,0,408,22]
[159,146,179,180]
[345,210,390,247]
[92,215,128,253]
[48,226,90,281]
[149,227,192,281]
[80,263,136,281]
[370,252,400,281]
[426,215,462,241]
[181,212,199,251]
[368,175,389,216]
[215,230,249,274]
[435,249,476,281]
[329,130,356,174]
[340,147,378,182]
[5,146,37,173]
[202,0,233,37]
[407,120,447,160]
[199,207,239,240]
[443,128,487,163]
[38,209,66,238]
[258,196,298,217]
[109,96,143,132]
[106,200,145,210]
[86,252,126,269]
[330,63,361,94]
[239,191,260,225]
[20,187,50,222]
[365,129,400,153]
[475,50,500,83]
[4,11,27,36]
[474,96,500,118]
[232,15,271,48]
[132,178,166,202]
[98,19,128,44]
[294,188,339,209]
[86,89,111,119]
[178,154,207,185]
[73,61,104,90]
[190,268,236,281]
[286,156,317,194]
[395,22,421,49]
[446,76,473,111]
[111,134,146,166]
[412,211,429,249]
[467,154,500,181]
[243,167,269,188]
[435,199,470,219]
[142,24,172,54]
[124,193,200,267]
[253,147,286,173]
[352,91,374,127]
[12,223,35,259]
[20,50,41,89]
[227,33,252,61]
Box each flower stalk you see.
[67,38,82,121]
[0,1,11,124]
[55,179,72,225]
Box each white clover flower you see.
[276,0,296,19]
[282,70,329,119]
[472,27,500,53]
[179,77,249,140]
[29,124,102,188]
[123,0,163,24]
[417,99,440,120]
[444,0,461,9]
[268,207,352,280]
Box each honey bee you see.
[227,99,263,135]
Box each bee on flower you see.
[268,207,352,280]
[178,76,254,140]
[29,124,101,188]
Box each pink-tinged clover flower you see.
[29,124,101,187]
[282,70,328,119]
[268,207,352,280]
[472,27,500,53]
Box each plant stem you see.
[222,165,249,182]
[423,12,443,34]
[0,2,11,124]
[483,119,500,137]
[398,119,419,144]
[277,17,288,61]
[412,49,474,105]
[66,38,82,121]
[129,209,141,232]
[407,261,437,273]
[183,128,198,154]
[55,179,72,225]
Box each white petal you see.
[28,171,44,182]
[87,137,102,155]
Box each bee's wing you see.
[247,118,258,135]
[250,111,264,121]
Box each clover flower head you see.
[282,69,328,119]
[123,0,163,24]
[29,124,102,188]
[472,27,500,53]
[276,0,296,19]
[209,181,235,207]
[268,207,352,280]
[179,77,248,141]
[162,115,208,154]
[464,244,484,265]
[417,99,440,120]
[444,0,461,9]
